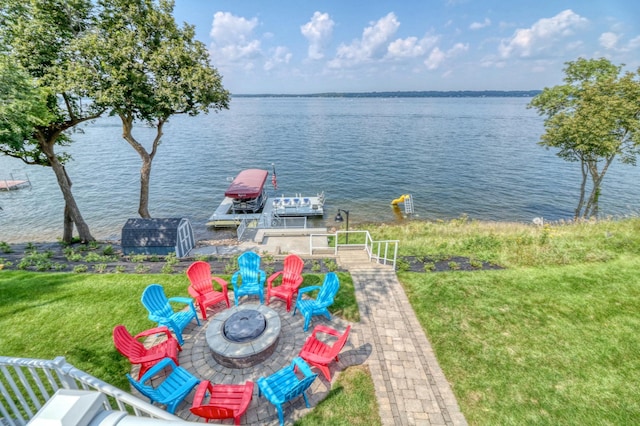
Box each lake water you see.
[2,97,640,243]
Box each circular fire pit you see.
[206,304,281,369]
[224,309,266,343]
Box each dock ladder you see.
[404,194,414,214]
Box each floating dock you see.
[207,194,325,228]
[0,178,31,191]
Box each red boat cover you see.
[224,169,268,199]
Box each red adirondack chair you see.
[266,253,304,311]
[187,261,231,320]
[298,324,351,381]
[112,324,181,380]
[190,380,254,425]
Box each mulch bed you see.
[0,241,342,274]
[398,255,504,273]
[0,242,503,274]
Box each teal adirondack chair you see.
[127,358,199,414]
[257,357,317,426]
[293,272,340,331]
[231,251,266,305]
[141,284,200,345]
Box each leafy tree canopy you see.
[529,57,640,219]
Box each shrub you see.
[134,264,150,274]
[73,265,88,273]
[93,264,108,273]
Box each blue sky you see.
[173,1,640,94]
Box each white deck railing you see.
[309,231,399,269]
[0,356,190,425]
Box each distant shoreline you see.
[232,90,542,98]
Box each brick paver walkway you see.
[347,265,467,425]
[139,248,467,425]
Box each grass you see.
[399,260,640,424]
[361,216,640,425]
[296,365,380,426]
[364,216,640,268]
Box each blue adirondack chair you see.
[231,251,267,305]
[127,358,200,414]
[293,272,340,331]
[141,284,200,345]
[257,357,318,426]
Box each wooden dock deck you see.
[0,179,30,191]
[207,194,325,228]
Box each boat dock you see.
[0,175,31,191]
[208,193,325,228]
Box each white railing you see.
[236,217,259,240]
[270,216,307,229]
[366,236,400,269]
[309,231,399,269]
[0,356,187,425]
[237,214,309,241]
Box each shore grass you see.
[364,216,640,268]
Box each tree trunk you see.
[40,139,95,243]
[583,156,614,219]
[63,204,74,242]
[120,115,164,219]
[138,156,152,218]
[574,159,589,219]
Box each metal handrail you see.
[0,356,188,425]
[309,231,399,269]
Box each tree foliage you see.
[0,57,54,158]
[0,0,102,242]
[529,58,640,219]
[68,0,230,218]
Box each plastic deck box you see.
[121,218,194,258]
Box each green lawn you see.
[399,258,640,424]
[373,217,640,425]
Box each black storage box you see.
[121,218,194,258]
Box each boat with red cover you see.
[208,168,325,228]
[224,169,268,213]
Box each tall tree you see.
[0,0,103,242]
[529,58,640,219]
[69,0,230,218]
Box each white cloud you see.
[498,9,588,58]
[209,12,262,64]
[628,35,640,51]
[599,32,619,50]
[470,18,491,30]
[425,47,446,70]
[387,34,440,59]
[300,12,334,60]
[598,32,640,53]
[328,12,400,68]
[264,46,292,71]
[424,43,468,70]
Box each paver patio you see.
[136,248,467,425]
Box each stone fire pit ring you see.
[206,304,281,369]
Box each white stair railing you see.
[309,231,399,269]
